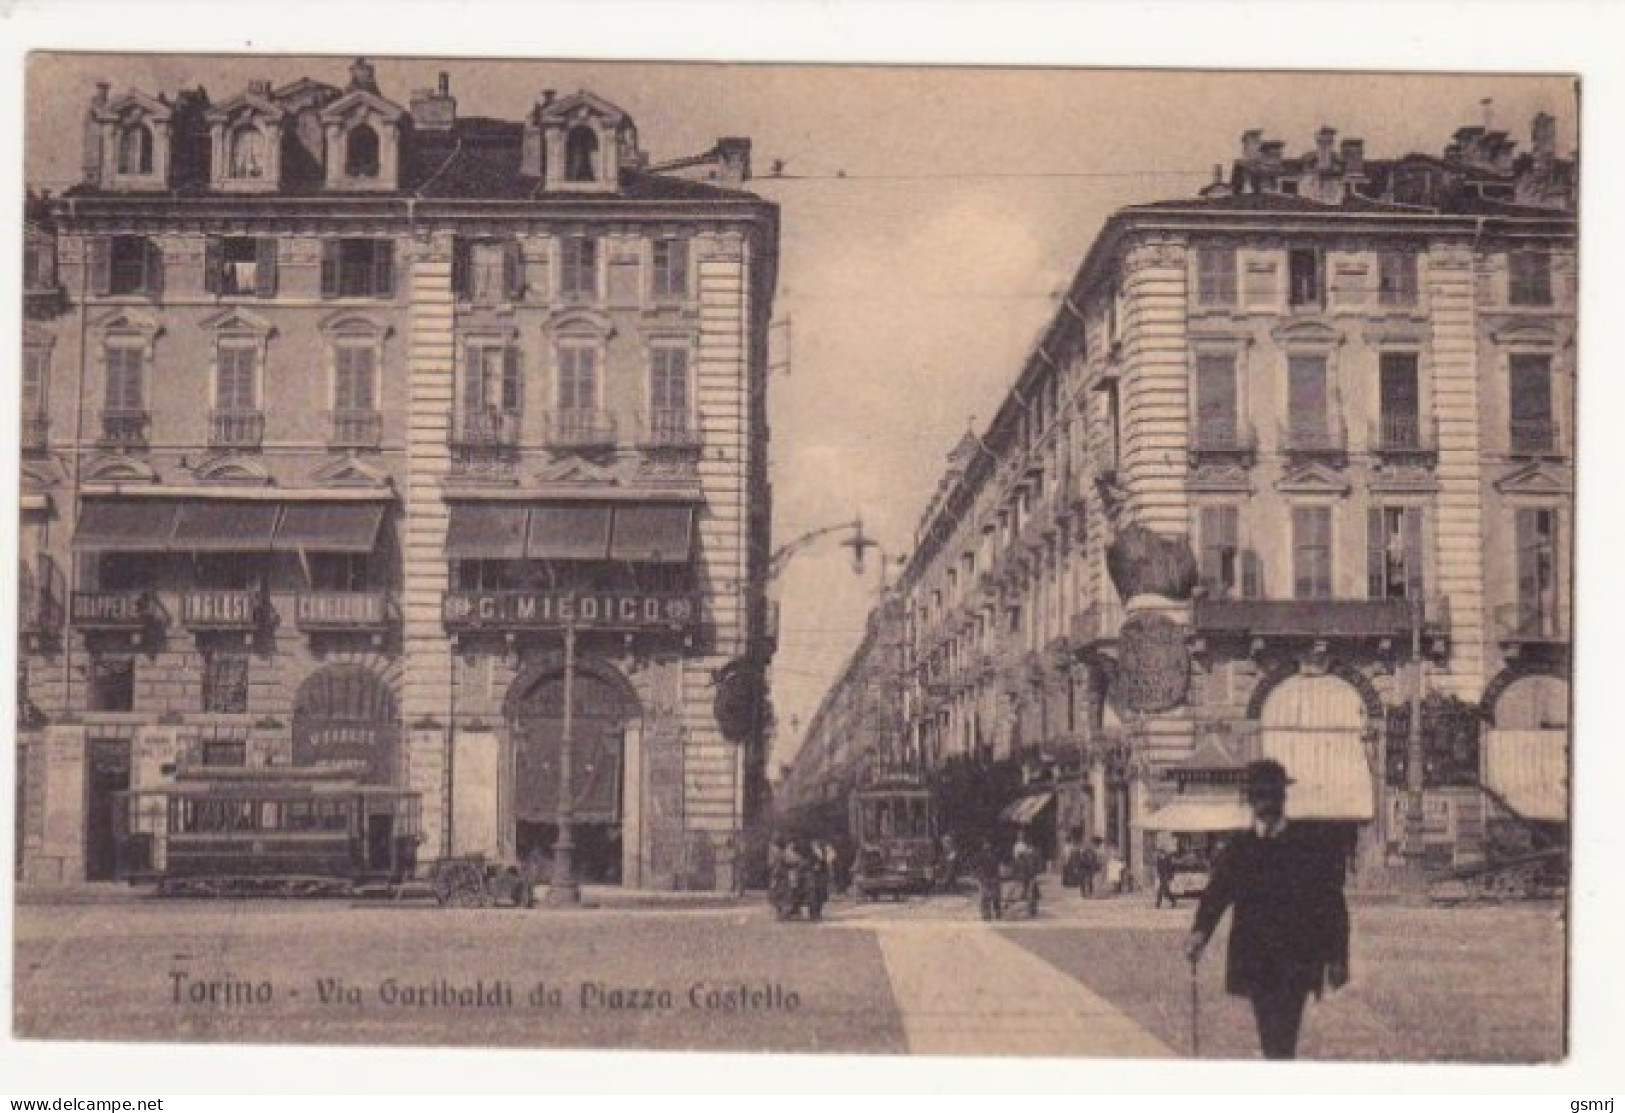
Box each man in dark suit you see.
[1182,759,1350,1059]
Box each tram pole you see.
[548,621,581,905]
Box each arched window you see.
[345,123,380,178]
[565,126,599,183]
[229,125,266,179]
[117,124,153,175]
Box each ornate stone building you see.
[17,60,779,890]
[893,116,1574,883]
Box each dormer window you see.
[565,126,599,183]
[228,125,267,179]
[346,124,381,178]
[117,124,154,175]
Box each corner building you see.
[899,118,1573,884]
[18,60,778,890]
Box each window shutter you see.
[1403,508,1425,600]
[1198,507,1223,591]
[372,240,394,298]
[1240,549,1263,599]
[144,239,164,297]
[320,240,340,299]
[203,237,223,295]
[451,239,469,300]
[502,347,522,413]
[89,237,112,297]
[504,240,524,301]
[463,344,485,412]
[1514,509,1537,616]
[356,349,377,412]
[1367,507,1385,598]
[256,237,278,297]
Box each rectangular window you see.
[650,346,690,419]
[90,656,135,713]
[322,239,394,299]
[1377,251,1419,306]
[1367,507,1425,600]
[1286,354,1330,439]
[1292,506,1333,599]
[202,741,247,767]
[104,346,145,412]
[1514,508,1560,636]
[558,346,599,411]
[334,346,377,412]
[561,237,598,300]
[652,238,689,300]
[1196,247,1237,307]
[202,652,250,714]
[1288,248,1321,308]
[23,346,49,417]
[207,237,278,298]
[1509,353,1555,454]
[310,553,373,592]
[107,236,160,297]
[1378,352,1422,449]
[1194,353,1239,448]
[215,345,259,411]
[453,240,524,305]
[1508,251,1553,307]
[462,345,521,414]
[1199,506,1240,599]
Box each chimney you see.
[1340,138,1365,177]
[1531,112,1557,169]
[410,71,457,131]
[347,57,379,95]
[83,83,110,183]
[1315,126,1336,172]
[714,137,752,186]
[521,99,547,178]
[1241,129,1263,162]
[247,79,272,97]
[93,81,110,108]
[1260,140,1285,170]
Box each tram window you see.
[258,801,281,829]
[284,801,315,830]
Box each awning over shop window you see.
[1261,729,1376,821]
[444,504,530,560]
[72,500,180,551]
[999,791,1055,825]
[169,501,283,551]
[527,506,613,561]
[1142,798,1253,832]
[609,506,693,563]
[1484,729,1568,823]
[273,504,387,554]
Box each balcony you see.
[1193,594,1449,642]
[21,414,49,455]
[180,589,268,631]
[295,591,396,632]
[70,590,160,631]
[328,409,382,450]
[449,410,521,469]
[544,409,617,449]
[208,409,266,451]
[1189,419,1258,463]
[1509,419,1564,459]
[1370,413,1438,460]
[1495,602,1567,653]
[1068,606,1102,647]
[1279,416,1348,458]
[638,408,701,449]
[20,564,63,643]
[98,409,150,451]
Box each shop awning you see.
[72,500,180,551]
[273,504,387,554]
[609,506,693,563]
[527,506,613,561]
[999,791,1055,825]
[444,504,530,560]
[1484,729,1568,823]
[1261,729,1376,821]
[1142,798,1253,832]
[169,501,283,551]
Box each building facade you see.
[889,116,1574,883]
[17,60,779,890]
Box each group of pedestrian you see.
[1061,831,1129,898]
[967,830,1042,920]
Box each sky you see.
[23,56,1578,774]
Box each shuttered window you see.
[215,345,258,411]
[1367,506,1424,600]
[1292,506,1333,599]
[1377,251,1419,306]
[99,236,161,297]
[104,347,145,411]
[1508,251,1552,307]
[23,347,49,417]
[1199,505,1240,599]
[202,651,250,714]
[558,346,598,411]
[561,237,597,300]
[322,239,394,299]
[462,345,521,413]
[334,346,377,412]
[652,237,689,300]
[1196,247,1237,306]
[1514,508,1560,636]
[1194,353,1238,445]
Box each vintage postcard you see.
[11,50,1576,1068]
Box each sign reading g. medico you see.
[443,590,698,632]
[1110,612,1191,716]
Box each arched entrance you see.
[292,665,400,784]
[1483,671,1569,841]
[506,664,639,885]
[1258,673,1375,827]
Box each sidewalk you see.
[15,880,750,910]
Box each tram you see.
[849,774,940,900]
[115,767,422,898]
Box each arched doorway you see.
[506,665,639,884]
[1258,673,1375,832]
[1483,672,1569,848]
[292,664,400,784]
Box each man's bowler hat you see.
[1243,759,1294,795]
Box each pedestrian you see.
[1060,829,1082,889]
[1011,829,1041,914]
[1078,837,1101,897]
[1103,845,1124,895]
[1183,759,1350,1060]
[1155,847,1179,909]
[972,837,1003,921]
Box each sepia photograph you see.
[8,40,1586,1076]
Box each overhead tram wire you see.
[752,167,1214,183]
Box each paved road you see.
[12,888,1564,1061]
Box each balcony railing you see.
[21,414,49,454]
[208,409,266,450]
[1509,418,1562,458]
[450,409,521,451]
[98,409,151,450]
[1190,419,1258,460]
[545,409,617,449]
[1495,602,1567,645]
[1370,413,1437,457]
[295,591,396,631]
[639,408,701,448]
[70,590,159,630]
[328,409,382,450]
[1193,594,1449,639]
[1279,416,1348,456]
[180,589,268,630]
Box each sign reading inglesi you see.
[443,591,698,632]
[1109,612,1191,716]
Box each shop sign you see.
[1110,612,1190,716]
[443,590,697,632]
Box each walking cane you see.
[1188,956,1201,1058]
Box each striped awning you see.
[1484,729,1568,823]
[1142,798,1253,832]
[1261,729,1376,821]
[74,498,390,554]
[999,791,1055,825]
